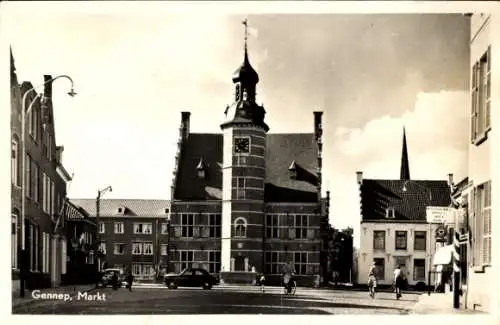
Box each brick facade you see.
[11,50,70,289]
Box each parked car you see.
[97,268,127,288]
[164,268,218,290]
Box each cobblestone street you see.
[13,286,419,315]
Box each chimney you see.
[356,171,363,185]
[43,75,53,98]
[448,173,454,187]
[181,111,191,140]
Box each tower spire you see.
[400,127,410,180]
[242,18,249,62]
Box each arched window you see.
[234,217,247,238]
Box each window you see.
[61,239,67,274]
[114,222,124,234]
[161,223,169,235]
[11,138,19,186]
[180,251,194,271]
[385,208,395,219]
[29,100,39,141]
[11,215,17,269]
[373,231,386,250]
[294,252,308,275]
[181,214,195,237]
[295,215,308,239]
[42,232,50,273]
[395,231,407,250]
[265,251,279,274]
[473,181,491,266]
[133,223,152,234]
[88,251,94,265]
[234,217,247,238]
[131,242,153,255]
[98,242,107,255]
[26,154,32,198]
[265,215,279,238]
[33,163,40,203]
[413,259,426,281]
[414,231,427,251]
[471,46,491,144]
[235,177,246,199]
[114,243,125,255]
[132,242,143,255]
[98,222,105,234]
[143,242,153,255]
[132,264,155,277]
[209,214,221,238]
[29,225,39,271]
[208,251,221,273]
[373,258,385,280]
[50,180,55,216]
[160,244,168,256]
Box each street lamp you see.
[20,75,76,298]
[401,180,433,296]
[96,185,112,278]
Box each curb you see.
[12,286,97,310]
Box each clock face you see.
[234,137,250,154]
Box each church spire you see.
[400,127,410,180]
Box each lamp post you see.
[95,185,112,281]
[19,75,76,298]
[402,180,433,296]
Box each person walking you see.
[126,270,134,292]
[393,265,403,299]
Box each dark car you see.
[164,268,218,290]
[97,268,127,288]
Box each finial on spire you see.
[242,18,248,49]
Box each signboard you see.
[426,206,454,224]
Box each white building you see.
[453,13,497,313]
[357,129,453,287]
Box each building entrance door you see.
[234,256,245,271]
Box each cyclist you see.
[367,261,378,298]
[281,259,296,294]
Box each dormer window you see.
[288,160,297,179]
[196,157,207,179]
[386,208,395,219]
[116,207,126,214]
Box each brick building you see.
[168,27,326,285]
[11,49,72,290]
[70,199,170,281]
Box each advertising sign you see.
[426,206,454,224]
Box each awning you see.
[432,245,453,265]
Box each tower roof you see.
[400,127,410,180]
[232,19,259,84]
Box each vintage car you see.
[164,268,218,290]
[97,268,127,288]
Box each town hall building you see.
[168,23,326,284]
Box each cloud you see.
[329,90,469,246]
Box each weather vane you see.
[242,18,248,47]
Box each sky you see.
[4,3,472,246]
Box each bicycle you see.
[283,274,297,295]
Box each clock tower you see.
[220,19,269,273]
